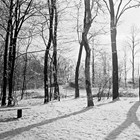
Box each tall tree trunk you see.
[109,0,119,100]
[92,41,95,87]
[21,53,28,100]
[83,0,94,107]
[7,0,33,105]
[83,32,94,106]
[1,0,13,106]
[44,51,49,103]
[132,48,135,89]
[139,76,140,101]
[111,25,119,100]
[8,37,17,106]
[53,0,60,101]
[75,42,83,98]
[49,60,53,101]
[21,38,31,100]
[124,53,127,88]
[1,29,9,106]
[44,0,54,103]
[84,47,94,106]
[7,14,14,106]
[7,40,13,105]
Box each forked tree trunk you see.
[44,0,54,103]
[83,32,94,106]
[7,0,33,106]
[83,0,94,107]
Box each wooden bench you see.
[0,106,30,118]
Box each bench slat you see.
[0,107,30,112]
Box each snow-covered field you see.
[0,91,140,140]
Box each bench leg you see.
[17,109,22,118]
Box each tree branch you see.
[116,0,140,23]
[103,0,111,13]
[116,0,122,21]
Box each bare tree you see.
[43,0,60,103]
[74,0,104,99]
[95,48,111,101]
[1,0,40,106]
[52,0,60,101]
[92,39,95,87]
[139,76,140,101]
[21,33,32,99]
[103,0,140,100]
[82,0,100,107]
[43,3,53,103]
[75,0,83,98]
[122,45,128,88]
[126,25,140,89]
[7,0,34,106]
[1,0,13,106]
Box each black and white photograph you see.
[0,0,140,139]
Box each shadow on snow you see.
[1,99,139,139]
[0,106,93,139]
[105,101,140,140]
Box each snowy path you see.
[0,97,140,140]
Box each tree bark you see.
[7,40,13,105]
[124,48,127,88]
[44,0,54,103]
[139,76,140,101]
[1,0,13,106]
[132,46,135,89]
[92,42,95,87]
[8,37,17,106]
[1,28,9,106]
[53,0,60,101]
[109,0,119,100]
[84,47,94,106]
[75,42,83,98]
[83,0,94,107]
[21,48,29,100]
[49,60,53,101]
[6,0,33,106]
[44,51,49,103]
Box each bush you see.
[119,91,138,97]
[69,82,75,88]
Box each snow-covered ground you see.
[0,95,140,140]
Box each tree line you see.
[0,0,140,107]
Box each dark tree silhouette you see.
[103,0,140,100]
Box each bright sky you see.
[69,5,140,79]
[118,7,140,34]
[117,7,140,45]
[32,1,140,79]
